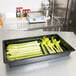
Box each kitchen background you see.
[0,0,67,18]
[0,0,76,33]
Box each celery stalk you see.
[7,41,38,49]
[40,42,48,55]
[46,41,56,53]
[40,38,54,53]
[51,37,63,52]
[7,49,42,56]
[7,52,43,61]
[7,46,41,53]
[6,40,43,61]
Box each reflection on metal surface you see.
[49,0,68,17]
[48,0,72,26]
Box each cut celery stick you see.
[51,37,63,52]
[12,51,42,56]
[7,45,41,50]
[40,42,48,55]
[6,40,43,61]
[46,41,56,53]
[15,53,43,60]
[7,52,43,61]
[56,44,63,52]
[7,49,41,56]
[7,41,38,49]
[8,46,40,52]
[7,46,41,53]
[56,43,63,52]
[7,49,42,56]
[48,46,56,53]
[7,52,42,59]
[14,50,42,55]
[44,43,54,53]
[40,38,54,54]
[8,41,38,46]
[52,45,59,52]
[7,43,40,49]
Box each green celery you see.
[7,41,38,49]
[47,41,56,53]
[7,46,41,54]
[40,38,54,53]
[40,42,48,55]
[7,49,42,56]
[7,52,43,61]
[51,37,63,52]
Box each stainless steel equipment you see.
[48,0,72,30]
[67,0,76,33]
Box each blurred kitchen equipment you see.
[42,0,50,19]
[66,0,76,33]
[29,16,46,23]
[46,0,74,30]
[16,7,23,18]
[3,18,28,30]
[2,0,74,31]
[16,7,21,18]
[0,13,3,26]
[0,13,6,29]
[25,9,31,20]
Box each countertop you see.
[0,30,76,76]
[2,12,62,31]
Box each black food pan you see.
[3,34,75,67]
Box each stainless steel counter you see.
[0,30,76,76]
[2,12,62,31]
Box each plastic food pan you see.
[3,34,75,67]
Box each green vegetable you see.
[7,41,39,49]
[40,42,48,55]
[40,37,55,54]
[6,41,43,61]
[40,37,63,54]
[6,37,64,61]
[7,52,43,61]
[51,37,63,52]
[7,46,41,55]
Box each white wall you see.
[0,0,43,18]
